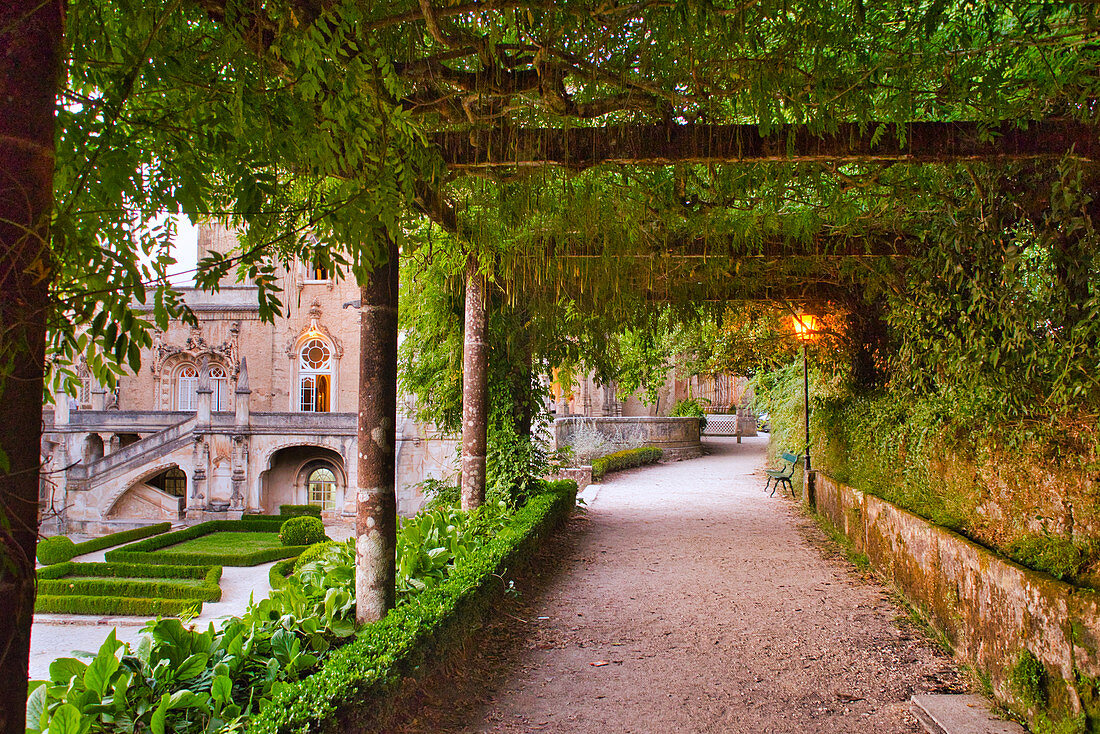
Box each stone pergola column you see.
[460,254,488,511]
[356,236,399,623]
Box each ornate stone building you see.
[40,225,458,535]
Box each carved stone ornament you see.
[284,299,344,359]
[151,322,242,378]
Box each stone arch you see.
[103,460,189,519]
[260,444,345,515]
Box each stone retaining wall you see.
[812,473,1100,724]
[553,416,703,460]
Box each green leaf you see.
[47,704,85,734]
[83,632,122,697]
[26,682,48,733]
[211,675,232,706]
[49,659,87,686]
[150,693,170,734]
[175,652,209,681]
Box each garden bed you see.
[35,561,222,616]
[104,519,308,566]
[36,522,172,565]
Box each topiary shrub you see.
[293,540,338,573]
[37,536,77,565]
[279,516,326,547]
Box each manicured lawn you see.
[160,531,282,557]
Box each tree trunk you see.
[355,236,399,623]
[0,2,63,731]
[460,254,488,510]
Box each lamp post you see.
[791,313,819,484]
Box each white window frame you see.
[298,338,332,412]
[177,365,198,411]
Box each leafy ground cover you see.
[35,562,222,616]
[29,480,577,734]
[105,520,307,566]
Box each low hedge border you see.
[246,479,578,734]
[104,520,308,566]
[280,505,323,518]
[37,522,172,565]
[37,562,222,603]
[269,557,296,588]
[591,447,663,481]
[34,594,204,617]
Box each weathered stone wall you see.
[553,416,702,460]
[813,473,1100,725]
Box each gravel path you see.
[390,435,967,734]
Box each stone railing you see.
[553,416,702,460]
[811,472,1100,725]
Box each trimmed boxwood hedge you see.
[246,479,577,734]
[37,562,222,602]
[104,520,308,566]
[280,504,323,518]
[591,447,663,481]
[269,557,297,588]
[36,522,172,565]
[34,594,204,617]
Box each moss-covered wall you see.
[814,472,1100,731]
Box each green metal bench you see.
[764,451,801,497]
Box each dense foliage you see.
[29,481,576,734]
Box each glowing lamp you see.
[791,313,820,342]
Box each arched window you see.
[177,365,198,411]
[307,466,336,511]
[210,365,229,411]
[161,468,187,497]
[299,339,331,412]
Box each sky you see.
[158,213,198,286]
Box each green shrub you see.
[36,536,77,565]
[37,523,174,565]
[418,478,460,511]
[269,557,297,588]
[104,520,308,566]
[280,516,327,546]
[33,595,203,616]
[280,504,323,518]
[591,447,663,481]
[293,541,338,574]
[670,397,708,432]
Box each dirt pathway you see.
[392,435,966,734]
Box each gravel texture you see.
[389,435,968,734]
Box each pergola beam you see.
[434,120,1097,169]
